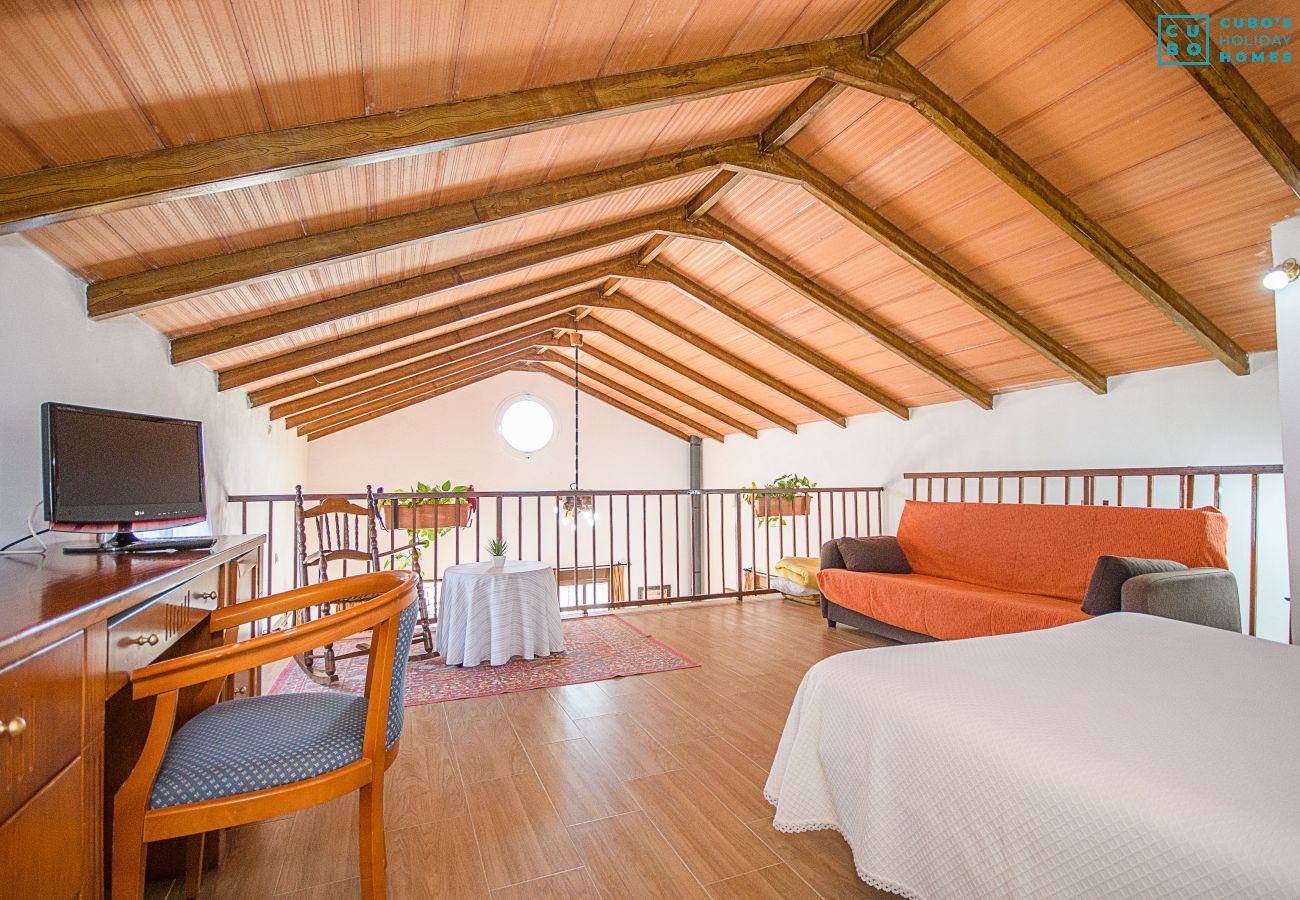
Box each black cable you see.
[0,528,50,552]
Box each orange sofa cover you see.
[818,501,1230,640]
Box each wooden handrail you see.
[904,465,1282,479]
[132,573,415,698]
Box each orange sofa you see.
[818,501,1231,641]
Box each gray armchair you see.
[1120,568,1242,632]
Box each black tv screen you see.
[42,403,207,532]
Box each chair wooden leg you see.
[111,795,148,900]
[358,778,387,900]
[183,832,206,899]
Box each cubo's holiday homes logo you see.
[1157,14,1293,66]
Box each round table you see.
[436,561,566,666]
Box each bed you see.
[765,613,1300,899]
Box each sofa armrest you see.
[819,539,847,571]
[1120,568,1241,632]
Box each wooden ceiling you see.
[2,0,1296,441]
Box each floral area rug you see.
[267,614,698,705]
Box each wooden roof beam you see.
[290,347,540,433]
[737,148,1108,393]
[578,318,798,433]
[663,215,995,409]
[520,362,692,442]
[592,292,848,427]
[0,37,908,232]
[88,139,749,313]
[533,347,727,441]
[534,335,759,437]
[1122,0,1300,196]
[613,259,910,419]
[302,367,514,442]
[865,0,954,57]
[759,79,847,151]
[868,52,1251,375]
[246,309,582,407]
[270,324,560,420]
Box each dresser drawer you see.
[0,756,84,900]
[0,633,84,823]
[107,571,219,692]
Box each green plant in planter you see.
[741,473,817,527]
[381,481,476,569]
[486,537,509,559]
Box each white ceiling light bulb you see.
[1262,258,1300,291]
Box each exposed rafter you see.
[612,259,910,419]
[270,326,556,421]
[521,362,692,441]
[535,335,759,438]
[293,348,540,434]
[88,139,746,313]
[876,52,1251,375]
[735,148,1108,393]
[759,79,847,151]
[0,36,910,232]
[302,366,514,442]
[866,0,953,57]
[1121,0,1299,197]
[533,346,726,441]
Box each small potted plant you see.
[743,473,816,526]
[487,537,509,571]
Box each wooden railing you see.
[229,486,885,617]
[903,465,1287,640]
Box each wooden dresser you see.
[0,534,264,899]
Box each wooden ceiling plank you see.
[0,36,899,233]
[218,289,597,391]
[291,347,540,431]
[271,325,558,420]
[616,259,910,419]
[595,292,848,427]
[302,367,513,441]
[538,336,759,437]
[166,211,666,359]
[535,346,726,441]
[759,78,847,151]
[89,139,744,313]
[246,308,581,407]
[1122,0,1300,197]
[865,0,954,58]
[759,147,1108,393]
[581,318,798,433]
[683,170,745,219]
[522,362,692,441]
[878,52,1251,375]
[636,233,676,265]
[670,215,995,408]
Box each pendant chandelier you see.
[558,338,596,528]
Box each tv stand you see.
[63,530,217,554]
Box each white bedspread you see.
[766,613,1300,899]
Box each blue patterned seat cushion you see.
[150,600,418,809]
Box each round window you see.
[498,396,555,454]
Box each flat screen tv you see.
[42,402,213,552]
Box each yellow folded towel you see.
[773,556,820,591]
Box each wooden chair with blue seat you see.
[111,570,419,900]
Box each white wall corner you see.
[1271,215,1300,643]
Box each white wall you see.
[1273,216,1300,642]
[0,235,308,550]
[705,355,1289,640]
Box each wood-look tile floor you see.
[145,598,896,900]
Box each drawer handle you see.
[1,716,27,737]
[234,686,247,695]
[135,633,160,646]
[192,591,218,600]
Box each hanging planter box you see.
[380,501,472,531]
[753,494,812,518]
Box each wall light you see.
[1263,258,1300,291]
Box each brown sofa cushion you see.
[1082,555,1187,616]
[837,536,911,575]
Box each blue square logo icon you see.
[1157,14,1210,65]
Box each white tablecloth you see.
[436,561,565,666]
